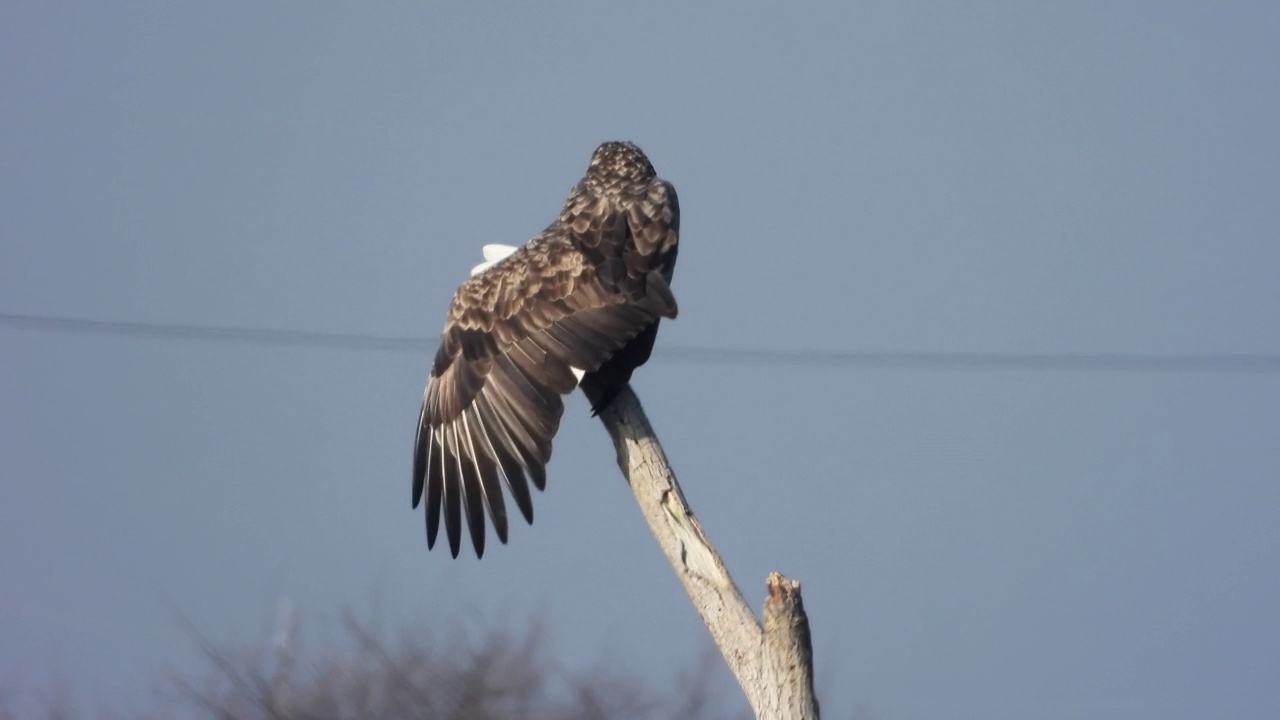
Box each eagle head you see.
[586,141,657,185]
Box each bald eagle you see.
[413,142,680,558]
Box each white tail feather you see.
[482,244,518,261]
[470,260,498,276]
[470,244,520,276]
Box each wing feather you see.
[455,410,493,555]
[443,425,463,555]
[472,391,535,524]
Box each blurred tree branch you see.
[161,605,749,720]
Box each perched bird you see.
[413,141,680,558]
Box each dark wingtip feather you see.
[444,428,464,559]
[412,405,429,508]
[456,433,488,559]
[426,502,439,549]
[529,462,547,492]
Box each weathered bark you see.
[596,386,819,719]
[762,573,820,719]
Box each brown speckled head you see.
[585,141,657,184]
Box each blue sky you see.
[3,3,1279,718]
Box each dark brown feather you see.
[413,141,680,558]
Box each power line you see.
[1,311,428,352]
[3,310,1279,373]
[658,346,1280,373]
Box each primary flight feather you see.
[413,141,680,558]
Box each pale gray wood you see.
[596,386,820,719]
[762,573,821,719]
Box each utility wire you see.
[3,311,1279,373]
[1,311,427,352]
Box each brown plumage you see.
[413,141,680,558]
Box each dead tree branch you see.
[596,386,819,720]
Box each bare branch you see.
[167,601,751,720]
[596,387,820,719]
[762,574,820,720]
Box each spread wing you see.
[412,196,677,558]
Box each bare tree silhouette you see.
[2,606,752,720]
